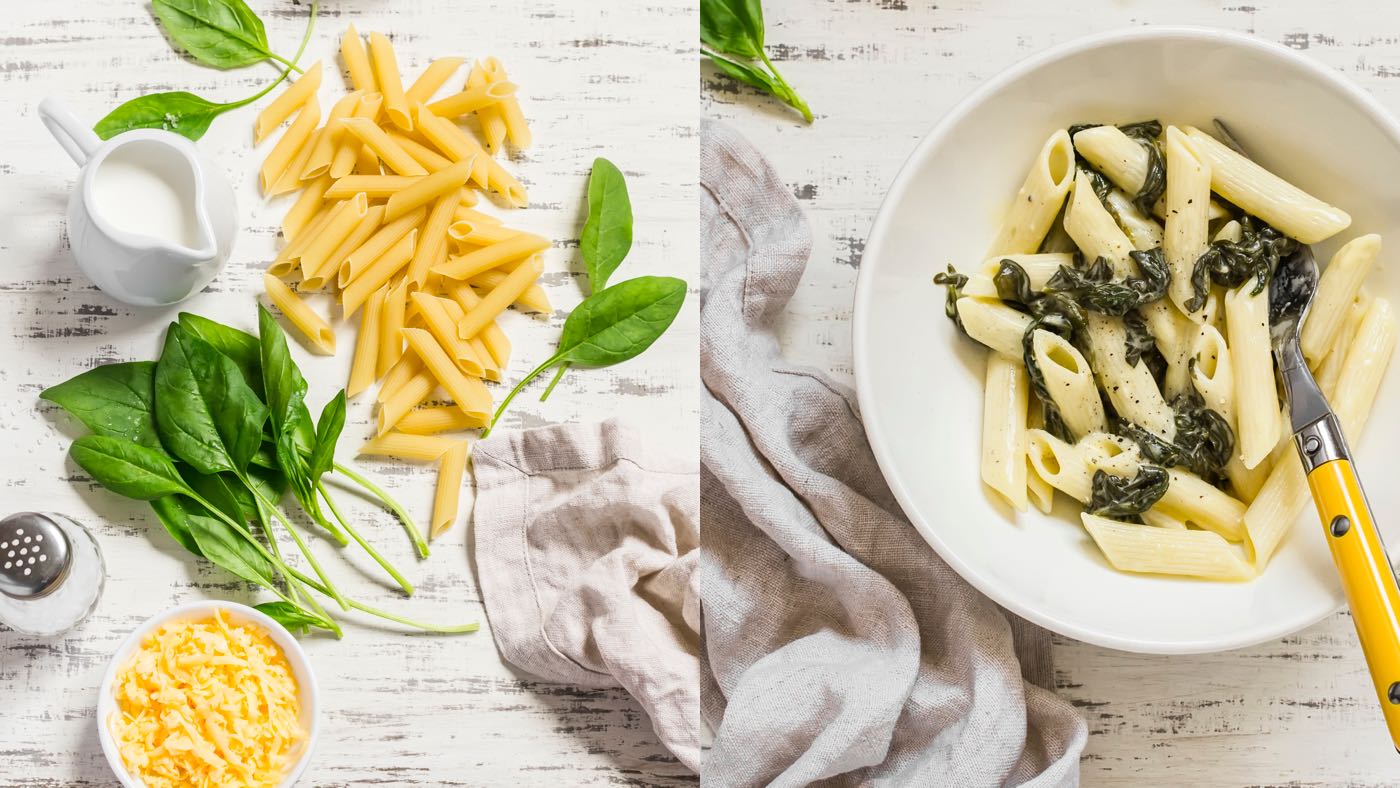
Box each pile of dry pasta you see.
[253,26,550,539]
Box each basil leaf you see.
[254,601,326,635]
[257,304,309,437]
[94,91,231,141]
[581,158,634,293]
[151,0,275,70]
[558,276,687,367]
[40,361,161,449]
[700,0,764,58]
[150,496,205,556]
[69,435,192,501]
[178,312,263,398]
[155,324,268,475]
[309,391,346,483]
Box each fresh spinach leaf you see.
[1187,215,1297,312]
[257,304,309,437]
[255,601,326,634]
[1086,465,1170,518]
[308,391,346,483]
[704,49,812,124]
[155,324,269,476]
[700,0,764,58]
[69,435,192,501]
[179,312,263,396]
[182,500,278,587]
[581,158,634,293]
[150,496,205,556]
[184,467,258,524]
[151,0,296,71]
[40,361,161,449]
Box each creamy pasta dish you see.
[937,121,1396,581]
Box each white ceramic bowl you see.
[97,600,320,786]
[854,26,1400,653]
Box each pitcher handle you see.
[38,97,101,166]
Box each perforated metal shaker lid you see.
[0,513,71,599]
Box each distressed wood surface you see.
[703,1,1400,785]
[1,0,697,785]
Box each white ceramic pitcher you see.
[38,97,238,306]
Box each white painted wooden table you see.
[703,1,1400,784]
[0,1,697,785]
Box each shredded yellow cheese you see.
[111,610,305,787]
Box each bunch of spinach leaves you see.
[95,0,317,141]
[42,307,473,637]
[486,158,688,433]
[701,0,813,123]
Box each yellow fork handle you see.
[1308,458,1400,751]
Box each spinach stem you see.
[287,568,479,634]
[485,351,566,437]
[331,462,429,559]
[757,50,812,123]
[225,0,317,108]
[318,481,415,596]
[245,483,351,611]
[539,361,569,402]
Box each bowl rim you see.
[851,25,1400,654]
[96,599,321,787]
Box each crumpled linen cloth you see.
[472,419,701,771]
[698,119,1087,787]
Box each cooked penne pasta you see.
[431,441,469,537]
[1030,329,1105,439]
[1082,514,1255,581]
[1301,234,1381,363]
[987,130,1074,256]
[1085,312,1175,441]
[960,253,1075,299]
[1189,325,1268,502]
[256,61,323,143]
[1071,124,1229,221]
[1162,126,1212,317]
[1224,283,1279,468]
[263,274,335,355]
[981,353,1029,511]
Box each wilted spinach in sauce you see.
[1086,464,1171,518]
[1186,215,1298,312]
[933,264,969,332]
[1046,248,1170,316]
[1068,120,1166,215]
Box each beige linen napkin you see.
[472,419,700,771]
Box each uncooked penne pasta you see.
[396,405,488,434]
[433,233,550,280]
[482,57,531,149]
[388,129,455,171]
[367,32,412,130]
[263,274,335,355]
[302,91,362,181]
[326,174,421,199]
[385,160,472,222]
[260,97,320,193]
[360,431,457,462]
[316,204,386,288]
[468,270,552,314]
[446,282,512,368]
[343,230,417,316]
[455,255,543,340]
[405,57,465,104]
[378,279,409,378]
[426,81,516,118]
[348,287,385,398]
[403,328,492,416]
[340,206,426,286]
[299,193,369,284]
[331,94,383,179]
[448,221,519,247]
[468,62,508,154]
[414,108,490,187]
[340,117,426,176]
[410,291,483,376]
[341,25,376,92]
[256,61,323,142]
[282,174,332,241]
[431,441,468,538]
[406,194,459,290]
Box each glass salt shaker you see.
[0,512,105,636]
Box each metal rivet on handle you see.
[1331,516,1351,538]
[1390,682,1400,705]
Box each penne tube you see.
[259,97,320,194]
[1183,126,1351,244]
[959,253,1075,299]
[342,230,417,316]
[1084,313,1176,441]
[453,205,503,226]
[269,204,335,276]
[406,194,459,290]
[446,282,512,368]
[299,193,369,283]
[388,129,455,171]
[1030,328,1105,439]
[1082,514,1254,581]
[348,287,385,398]
[403,328,492,416]
[377,370,434,434]
[256,61,323,142]
[384,160,472,222]
[433,233,550,280]
[263,274,335,355]
[987,130,1074,255]
[482,57,531,149]
[410,291,484,376]
[455,255,543,339]
[378,279,409,378]
[415,108,491,187]
[1071,124,1230,221]
[1189,324,1268,502]
[341,25,376,92]
[397,405,488,434]
[468,62,508,154]
[468,270,551,314]
[377,352,423,404]
[269,125,321,196]
[1301,234,1381,363]
[1162,126,1212,318]
[1316,294,1370,398]
[340,206,426,286]
[1156,468,1247,542]
[405,57,466,104]
[367,31,412,130]
[981,353,1029,511]
[282,174,333,241]
[340,117,426,176]
[330,94,383,179]
[426,81,516,118]
[315,204,386,287]
[431,441,469,538]
[326,175,421,199]
[1224,283,1279,468]
[360,431,457,462]
[301,91,362,181]
[448,221,520,246]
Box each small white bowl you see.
[97,600,320,787]
[853,26,1400,653]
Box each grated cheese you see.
[110,610,305,787]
